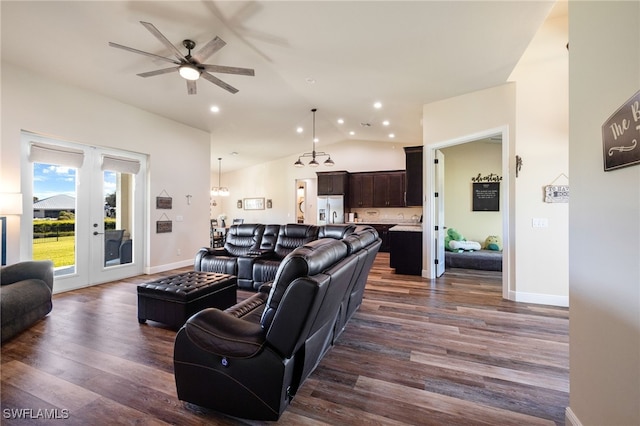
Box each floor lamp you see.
[1,193,23,266]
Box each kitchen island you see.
[389,224,423,275]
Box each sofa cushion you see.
[273,224,319,259]
[224,224,265,257]
[185,308,266,358]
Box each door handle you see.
[93,231,104,236]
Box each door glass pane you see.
[32,162,77,276]
[103,170,134,267]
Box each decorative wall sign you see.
[472,183,500,211]
[243,197,265,210]
[156,190,172,209]
[602,89,640,171]
[544,185,569,203]
[471,173,502,183]
[156,220,172,233]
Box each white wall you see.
[210,139,419,225]
[508,3,569,301]
[568,1,640,425]
[0,63,211,273]
[440,140,503,244]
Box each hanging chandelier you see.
[294,108,334,168]
[211,157,229,197]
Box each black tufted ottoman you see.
[137,271,236,328]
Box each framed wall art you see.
[243,198,265,210]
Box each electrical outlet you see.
[176,215,184,222]
[177,248,181,256]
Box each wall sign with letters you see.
[602,90,640,171]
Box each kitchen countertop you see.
[389,224,423,232]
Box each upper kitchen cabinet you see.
[316,171,349,196]
[373,171,405,207]
[404,146,423,206]
[349,172,375,208]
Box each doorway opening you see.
[426,127,510,299]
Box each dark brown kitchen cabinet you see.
[389,229,422,275]
[372,224,395,253]
[348,172,375,208]
[404,146,423,206]
[316,171,349,196]
[373,171,405,207]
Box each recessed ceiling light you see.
[373,101,382,109]
[210,105,220,113]
[349,131,355,136]
[388,133,395,138]
[296,126,304,133]
[382,120,390,126]
[337,118,344,124]
[313,137,319,143]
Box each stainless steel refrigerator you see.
[317,196,344,225]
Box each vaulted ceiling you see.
[1,1,555,171]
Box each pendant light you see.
[211,157,229,197]
[294,108,334,167]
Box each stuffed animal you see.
[444,228,465,252]
[484,235,503,251]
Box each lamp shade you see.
[0,193,23,215]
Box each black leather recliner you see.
[194,224,265,276]
[174,237,360,420]
[251,223,320,290]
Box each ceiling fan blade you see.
[187,80,197,95]
[192,36,226,63]
[109,42,179,65]
[201,72,239,94]
[201,64,255,76]
[137,67,179,78]
[140,21,187,62]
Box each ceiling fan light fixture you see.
[179,64,201,81]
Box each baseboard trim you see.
[145,259,192,275]
[508,290,569,307]
[565,407,583,426]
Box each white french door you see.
[22,132,147,292]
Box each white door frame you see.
[423,126,511,300]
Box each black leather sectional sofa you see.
[194,223,358,290]
[174,223,381,420]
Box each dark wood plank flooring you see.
[1,253,568,425]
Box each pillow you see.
[484,235,503,251]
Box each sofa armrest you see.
[0,260,54,291]
[245,249,275,258]
[184,308,266,358]
[194,247,228,271]
[224,292,269,318]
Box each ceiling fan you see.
[109,21,254,95]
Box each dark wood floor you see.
[1,253,568,425]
